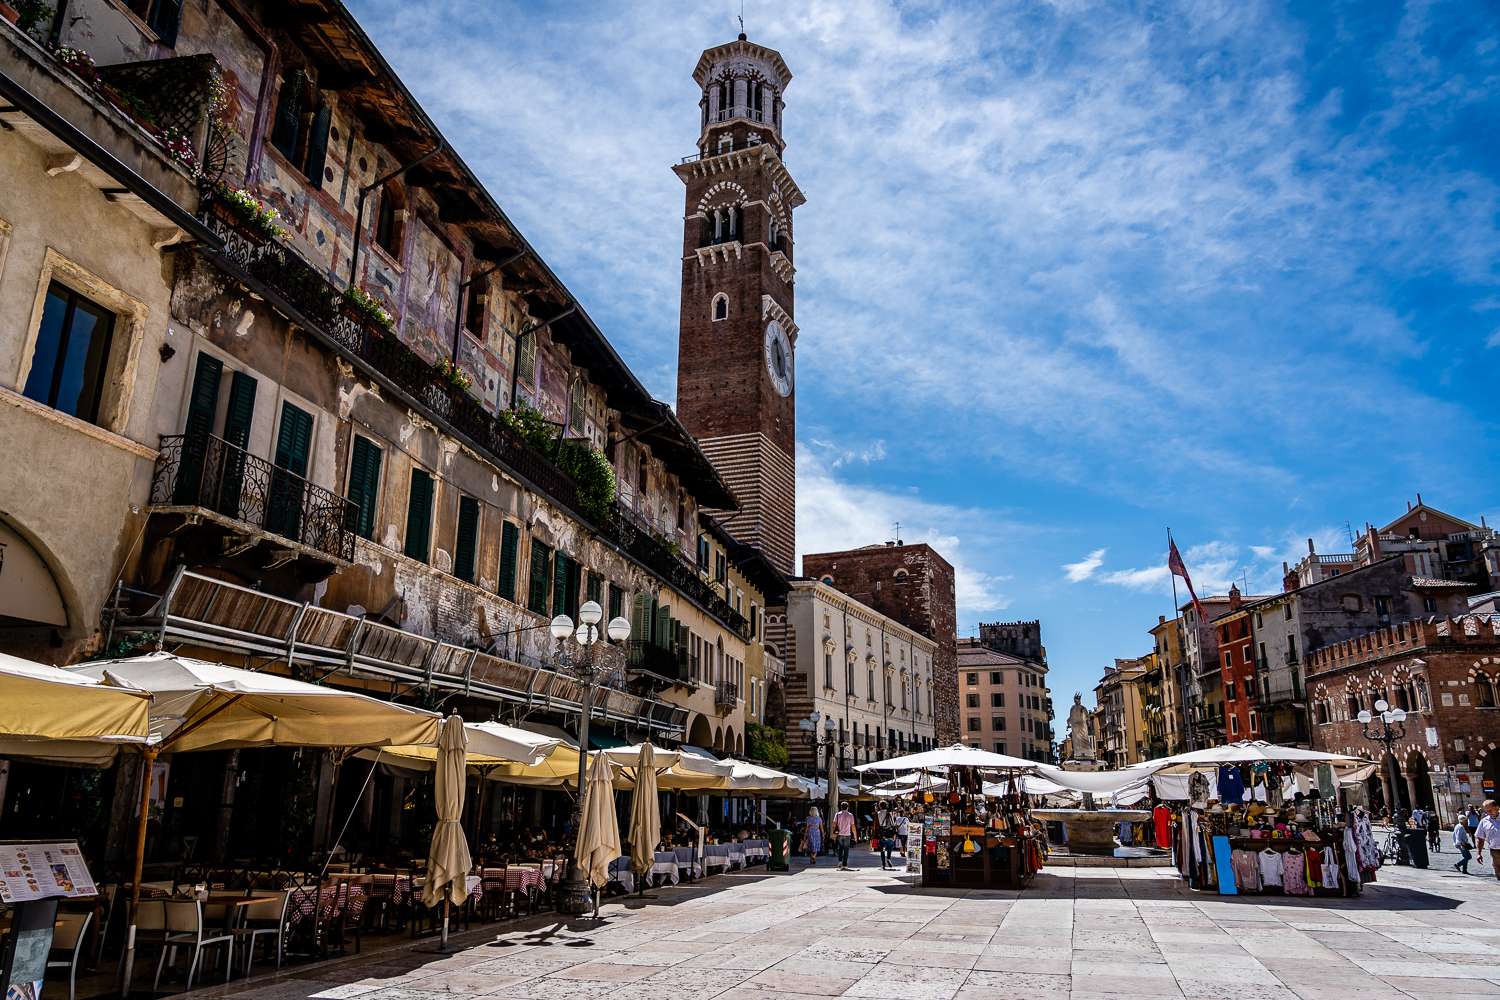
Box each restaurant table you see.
[672,846,701,879]
[392,874,481,908]
[742,839,769,864]
[702,844,732,873]
[649,851,680,886]
[606,858,634,894]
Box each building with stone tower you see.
[673,33,804,576]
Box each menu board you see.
[0,842,96,903]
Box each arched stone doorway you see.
[1406,750,1435,813]
[687,714,713,749]
[713,726,723,752]
[1379,751,1411,816]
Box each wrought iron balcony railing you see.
[603,503,749,640]
[715,681,739,708]
[150,432,355,562]
[95,53,231,184]
[626,639,686,683]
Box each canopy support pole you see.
[119,746,158,997]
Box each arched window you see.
[718,133,733,155]
[1315,701,1331,725]
[1416,677,1430,711]
[711,293,728,321]
[1478,672,1497,708]
[1346,693,1359,718]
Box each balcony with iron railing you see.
[715,681,739,709]
[194,193,751,640]
[149,431,355,563]
[626,639,686,685]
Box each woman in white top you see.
[896,813,910,855]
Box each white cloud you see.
[1063,548,1106,583]
[795,448,1012,620]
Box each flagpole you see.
[1167,528,1188,750]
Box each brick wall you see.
[802,542,960,742]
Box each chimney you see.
[1158,614,1166,625]
[1307,537,1316,555]
[1416,492,1423,506]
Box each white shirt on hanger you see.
[1258,849,1284,887]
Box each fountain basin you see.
[1032,807,1152,856]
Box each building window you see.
[498,521,520,600]
[1229,715,1239,736]
[270,69,331,184]
[712,293,728,321]
[1423,597,1438,613]
[966,672,978,686]
[24,282,116,425]
[527,539,552,615]
[823,650,833,689]
[966,693,978,709]
[608,583,624,623]
[404,468,435,563]
[127,0,184,45]
[1477,673,1497,709]
[990,671,1002,684]
[697,534,710,569]
[374,182,406,258]
[453,495,480,583]
[994,716,1005,731]
[552,551,580,620]
[464,276,487,338]
[967,717,980,733]
[345,434,383,540]
[1225,681,1236,702]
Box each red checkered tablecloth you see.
[287,884,365,928]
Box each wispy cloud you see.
[1063,548,1106,583]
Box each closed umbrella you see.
[422,714,472,949]
[628,743,660,895]
[574,749,621,919]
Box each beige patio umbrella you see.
[574,749,621,917]
[0,650,150,742]
[72,652,440,994]
[422,714,473,949]
[628,742,661,895]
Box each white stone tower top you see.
[693,34,792,155]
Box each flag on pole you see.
[1168,538,1206,620]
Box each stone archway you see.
[713,726,723,752]
[687,714,713,749]
[1406,749,1435,812]
[1381,751,1411,816]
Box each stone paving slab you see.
[177,850,1500,1000]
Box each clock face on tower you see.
[764,319,793,397]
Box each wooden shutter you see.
[586,571,602,606]
[552,552,572,619]
[631,594,652,649]
[149,0,184,47]
[221,371,257,449]
[675,622,690,675]
[404,468,433,563]
[274,402,313,476]
[304,104,332,185]
[270,70,304,161]
[498,521,520,601]
[528,541,551,614]
[346,434,382,540]
[655,604,671,650]
[454,495,480,582]
[176,352,222,504]
[607,583,623,623]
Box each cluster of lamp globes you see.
[1356,698,1407,727]
[549,600,631,646]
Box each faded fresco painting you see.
[403,216,459,358]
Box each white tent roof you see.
[853,743,1041,773]
[359,720,562,770]
[1034,763,1158,796]
[1144,740,1374,777]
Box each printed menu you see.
[0,841,96,903]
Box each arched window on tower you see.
[716,79,730,121]
[749,79,764,122]
[718,133,733,155]
[1477,672,1497,708]
[711,293,728,322]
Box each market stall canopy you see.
[1034,763,1157,796]
[71,652,440,751]
[494,724,730,790]
[358,720,560,771]
[1143,740,1375,779]
[854,743,1043,774]
[0,651,150,749]
[678,747,796,793]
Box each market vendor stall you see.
[855,744,1045,890]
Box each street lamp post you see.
[1357,698,1408,817]
[798,711,841,820]
[551,600,632,917]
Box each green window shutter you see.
[528,541,552,615]
[404,468,434,562]
[304,104,332,186]
[176,353,222,504]
[274,402,313,477]
[454,495,480,583]
[346,435,382,540]
[149,0,184,47]
[552,552,571,620]
[568,559,582,619]
[631,595,652,648]
[608,584,624,624]
[498,521,520,601]
[222,371,257,450]
[655,604,671,650]
[586,571,602,606]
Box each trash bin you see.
[1401,829,1429,869]
[768,828,790,871]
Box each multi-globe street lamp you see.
[1357,698,1409,816]
[549,599,631,916]
[798,710,842,820]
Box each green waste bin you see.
[768,828,790,871]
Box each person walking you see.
[833,804,856,870]
[805,806,824,865]
[1468,804,1482,837]
[876,805,896,870]
[1427,808,1441,852]
[1453,815,1474,873]
[896,811,910,857]
[1475,800,1500,880]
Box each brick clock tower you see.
[673,34,804,575]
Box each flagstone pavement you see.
[188,849,1500,1000]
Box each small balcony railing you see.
[95,53,232,184]
[150,431,355,562]
[715,682,739,708]
[626,639,685,683]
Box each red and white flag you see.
[1168,538,1206,620]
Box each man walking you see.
[833,804,856,870]
[1453,814,1474,874]
[876,805,897,870]
[1475,800,1500,880]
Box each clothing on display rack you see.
[1257,848,1284,887]
[1218,766,1245,804]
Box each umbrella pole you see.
[439,897,449,951]
[119,746,158,997]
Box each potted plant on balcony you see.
[211,184,288,241]
[53,45,97,84]
[342,285,395,334]
[434,358,472,392]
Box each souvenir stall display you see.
[1171,758,1379,896]
[911,767,1042,889]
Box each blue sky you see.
[347,0,1500,709]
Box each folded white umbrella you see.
[628,743,661,888]
[422,715,472,919]
[575,750,622,893]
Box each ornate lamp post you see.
[551,599,632,916]
[798,711,841,819]
[1357,698,1408,816]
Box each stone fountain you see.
[1030,694,1153,857]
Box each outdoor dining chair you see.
[153,900,235,992]
[233,889,291,976]
[45,911,91,1000]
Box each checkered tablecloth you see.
[672,846,701,877]
[650,851,680,886]
[391,874,481,908]
[703,844,731,871]
[479,867,545,893]
[287,884,366,928]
